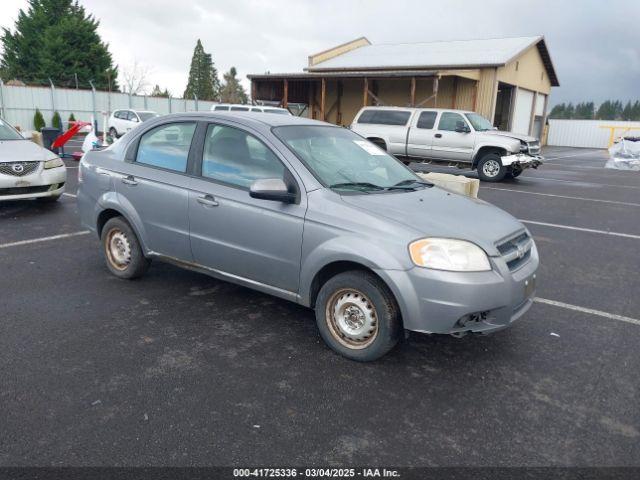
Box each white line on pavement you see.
[484,187,640,207]
[520,219,640,240]
[0,230,90,249]
[523,176,640,190]
[534,297,640,327]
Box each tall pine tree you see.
[0,0,118,90]
[183,39,220,101]
[219,67,248,104]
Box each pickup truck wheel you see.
[506,167,523,179]
[108,127,118,139]
[368,139,387,151]
[477,153,506,182]
[315,271,401,361]
[101,217,150,279]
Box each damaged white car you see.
[0,118,66,202]
[351,106,543,182]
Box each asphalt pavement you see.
[1,146,638,466]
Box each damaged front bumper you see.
[501,153,544,169]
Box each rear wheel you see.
[368,138,387,151]
[315,271,401,361]
[101,216,150,279]
[477,153,506,182]
[108,127,118,139]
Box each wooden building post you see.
[251,81,257,104]
[363,77,368,106]
[410,77,416,107]
[320,78,326,121]
[282,79,288,109]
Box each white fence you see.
[547,119,640,149]
[0,82,219,132]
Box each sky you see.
[1,0,639,106]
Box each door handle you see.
[434,133,442,138]
[197,194,219,207]
[121,175,138,186]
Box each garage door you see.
[511,89,534,135]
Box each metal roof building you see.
[248,35,559,137]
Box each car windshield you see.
[274,125,427,193]
[465,113,494,131]
[0,119,24,140]
[137,112,158,121]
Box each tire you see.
[36,195,61,203]
[108,127,118,139]
[477,153,506,182]
[506,167,523,179]
[315,270,401,361]
[100,216,150,279]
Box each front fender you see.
[298,235,409,306]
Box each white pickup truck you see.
[351,106,543,182]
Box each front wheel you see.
[477,153,506,182]
[315,271,401,361]
[101,216,150,279]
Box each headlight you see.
[409,238,491,272]
[44,157,64,169]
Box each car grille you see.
[496,231,533,271]
[0,184,54,196]
[0,161,40,177]
[527,141,541,155]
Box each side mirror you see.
[249,178,296,203]
[455,121,470,133]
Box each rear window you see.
[357,109,411,126]
[417,111,437,129]
[214,106,230,111]
[230,106,249,111]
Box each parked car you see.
[108,110,159,138]
[210,103,291,115]
[77,112,538,361]
[0,117,66,202]
[351,106,543,182]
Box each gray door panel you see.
[115,164,193,260]
[188,178,305,292]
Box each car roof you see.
[154,111,327,128]
[360,106,474,115]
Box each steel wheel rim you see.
[105,228,132,271]
[325,288,378,349]
[483,159,500,177]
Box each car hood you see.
[483,130,538,143]
[339,187,525,256]
[0,139,58,162]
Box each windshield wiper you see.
[386,179,433,190]
[329,182,386,191]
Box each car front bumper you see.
[377,245,539,335]
[0,164,66,201]
[501,153,544,169]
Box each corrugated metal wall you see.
[0,83,217,132]
[547,119,640,148]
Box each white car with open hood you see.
[0,118,66,202]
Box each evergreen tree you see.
[622,101,633,121]
[564,103,575,119]
[219,67,248,104]
[33,108,45,131]
[150,84,171,98]
[183,39,220,101]
[51,111,62,130]
[0,0,118,90]
[549,103,566,119]
[68,113,75,123]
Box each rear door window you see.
[136,122,196,172]
[357,110,411,126]
[214,106,230,111]
[417,111,437,129]
[230,106,249,111]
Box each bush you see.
[68,113,76,123]
[52,111,62,130]
[34,109,45,131]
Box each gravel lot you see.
[1,146,639,466]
